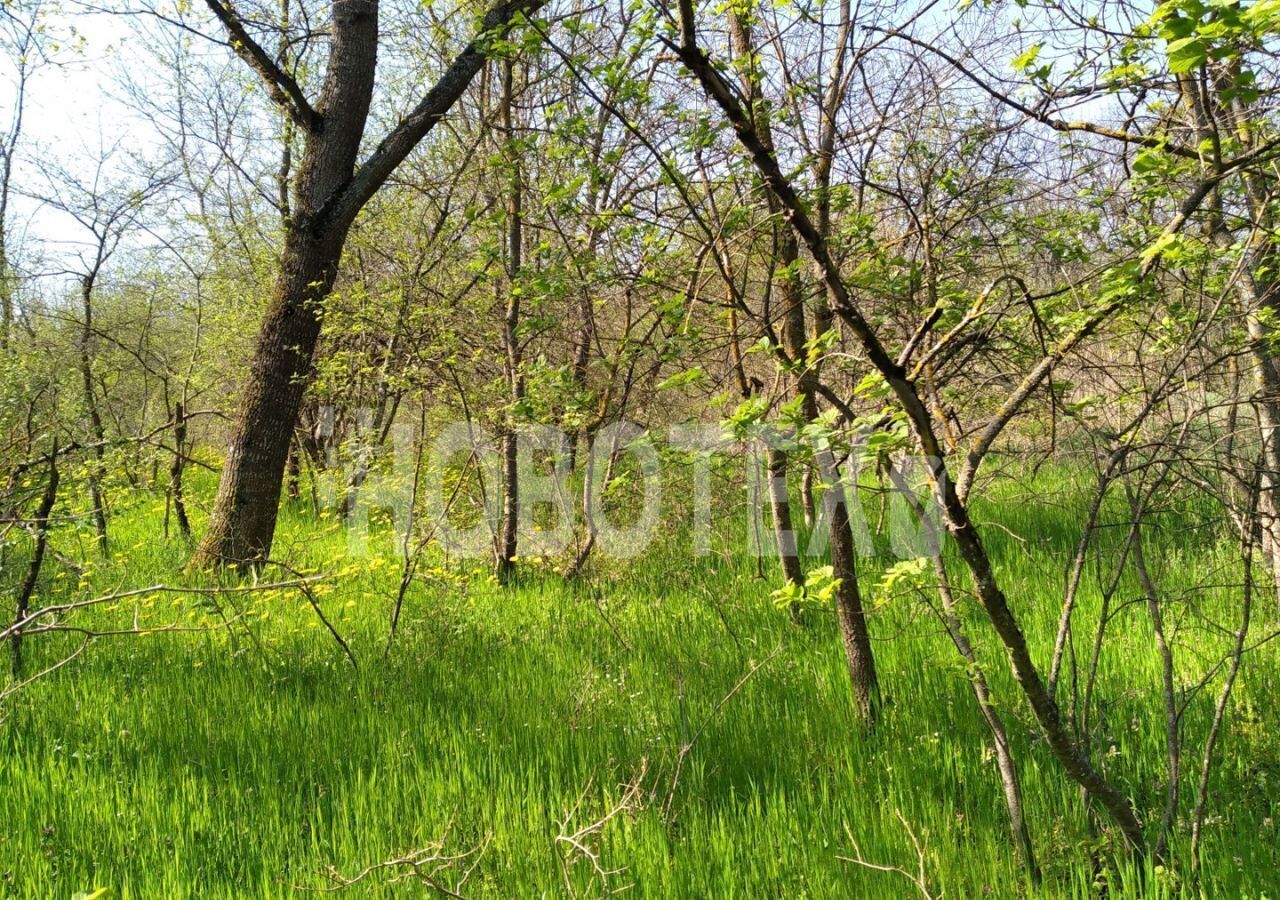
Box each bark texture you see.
[195,0,544,566]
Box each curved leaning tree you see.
[663,0,1280,858]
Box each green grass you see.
[1,460,1277,897]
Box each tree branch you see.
[319,0,547,233]
[204,0,320,132]
[869,27,1200,160]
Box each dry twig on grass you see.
[311,829,492,898]
[555,757,650,897]
[663,643,782,819]
[838,810,937,899]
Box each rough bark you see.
[195,0,544,566]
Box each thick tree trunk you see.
[194,0,543,567]
[194,228,351,565]
[194,0,377,567]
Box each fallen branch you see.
[838,810,937,899]
[555,757,650,897]
[310,828,491,897]
[664,643,781,818]
[1,576,330,645]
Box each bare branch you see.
[321,0,548,233]
[204,0,320,132]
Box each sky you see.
[2,10,162,268]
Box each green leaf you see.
[1166,36,1207,72]
[875,558,930,603]
[1011,44,1042,72]
[656,368,705,391]
[1132,148,1165,174]
[770,580,804,609]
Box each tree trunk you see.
[285,436,302,501]
[817,445,879,721]
[170,401,191,539]
[942,485,1146,849]
[495,57,524,583]
[937,554,1039,880]
[194,0,544,567]
[887,460,1039,879]
[567,433,598,579]
[1180,72,1280,616]
[0,228,12,352]
[766,446,804,585]
[79,274,108,554]
[12,446,58,676]
[766,236,819,612]
[194,0,377,566]
[727,7,821,608]
[194,226,354,565]
[0,115,15,352]
[564,290,595,474]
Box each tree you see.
[494,54,525,582]
[193,0,545,566]
[0,0,52,350]
[35,151,170,553]
[666,0,1161,851]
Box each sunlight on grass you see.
[0,463,1276,897]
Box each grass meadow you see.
[1,459,1277,898]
